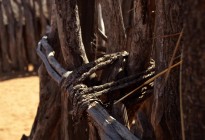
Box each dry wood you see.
[100,0,126,53]
[37,41,62,84]
[182,0,205,139]
[90,2,156,139]
[77,0,95,61]
[21,0,185,140]
[2,0,18,69]
[115,61,181,104]
[24,3,63,139]
[121,0,133,29]
[46,0,51,19]
[0,2,11,72]
[14,0,28,71]
[97,2,130,131]
[54,1,90,139]
[0,0,51,75]
[37,0,47,36]
[87,102,139,140]
[127,0,152,75]
[22,0,38,67]
[55,0,89,69]
[37,36,140,140]
[164,29,183,83]
[39,37,67,76]
[152,0,183,139]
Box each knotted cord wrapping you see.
[37,36,155,123]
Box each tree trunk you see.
[151,0,182,139]
[182,1,205,139]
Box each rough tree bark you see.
[151,0,183,139]
[182,1,205,139]
[24,0,190,140]
[55,0,90,139]
[24,1,90,139]
[25,1,139,140]
[125,0,155,139]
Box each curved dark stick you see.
[36,42,62,84]
[40,36,68,76]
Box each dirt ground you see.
[0,76,39,140]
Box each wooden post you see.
[152,0,182,139]
[182,0,205,139]
[0,2,11,72]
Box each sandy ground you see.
[0,76,39,140]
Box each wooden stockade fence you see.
[0,0,50,77]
